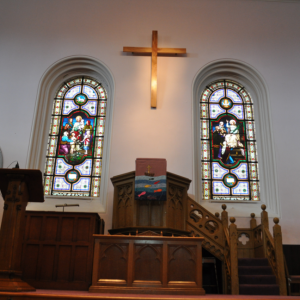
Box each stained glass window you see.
[200,80,259,201]
[44,77,107,197]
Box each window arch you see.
[44,76,107,197]
[192,59,279,217]
[200,80,259,201]
[26,56,114,212]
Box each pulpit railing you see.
[259,205,287,296]
[186,198,240,294]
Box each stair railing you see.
[221,204,231,293]
[273,217,287,296]
[260,205,287,296]
[186,197,225,261]
[186,199,241,294]
[229,217,239,295]
[186,200,287,296]
[221,205,239,294]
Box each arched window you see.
[200,80,259,201]
[44,76,107,198]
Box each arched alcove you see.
[192,59,279,217]
[26,56,115,213]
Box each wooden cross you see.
[123,31,186,108]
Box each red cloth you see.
[135,158,166,177]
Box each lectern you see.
[0,169,44,291]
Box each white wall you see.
[0,0,299,243]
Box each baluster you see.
[250,213,257,229]
[221,204,228,229]
[273,218,287,296]
[229,217,239,295]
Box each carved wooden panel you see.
[22,211,102,290]
[168,245,196,282]
[237,228,254,258]
[186,222,224,261]
[99,243,128,281]
[167,184,185,230]
[186,197,225,261]
[134,244,162,281]
[90,235,205,295]
[117,184,134,228]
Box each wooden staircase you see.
[186,198,287,295]
[109,171,287,296]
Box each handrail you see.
[224,226,230,248]
[260,205,287,295]
[253,224,262,231]
[264,227,275,249]
[262,226,277,278]
[223,226,231,278]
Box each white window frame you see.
[192,59,280,218]
[26,56,115,213]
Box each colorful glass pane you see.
[201,89,211,102]
[67,78,82,88]
[200,80,259,201]
[65,86,81,99]
[52,100,62,115]
[44,76,108,197]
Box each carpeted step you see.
[238,258,269,266]
[238,266,274,276]
[239,275,277,284]
[239,284,280,295]
[238,258,280,295]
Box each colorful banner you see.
[135,158,167,201]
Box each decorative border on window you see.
[200,80,259,201]
[192,59,280,217]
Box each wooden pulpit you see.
[89,171,205,295]
[110,171,191,236]
[0,169,44,292]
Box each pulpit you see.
[0,169,44,291]
[110,171,192,236]
[89,171,205,295]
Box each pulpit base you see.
[89,234,205,295]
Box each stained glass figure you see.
[200,80,259,201]
[44,77,107,197]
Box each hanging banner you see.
[135,158,167,201]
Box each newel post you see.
[261,204,269,258]
[273,218,287,296]
[229,217,239,295]
[221,204,228,229]
[250,213,257,229]
[261,204,269,229]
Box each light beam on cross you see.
[123,31,186,108]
